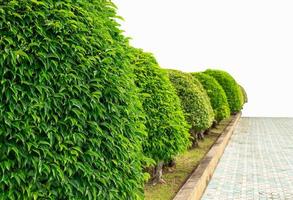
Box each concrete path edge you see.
[173,113,242,200]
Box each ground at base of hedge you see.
[144,117,232,200]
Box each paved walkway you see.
[202,117,293,200]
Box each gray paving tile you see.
[201,118,293,200]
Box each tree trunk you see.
[164,159,176,172]
[212,120,218,128]
[151,161,166,185]
[197,131,205,140]
[165,159,176,168]
[190,128,198,148]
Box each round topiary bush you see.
[191,73,230,122]
[167,70,214,143]
[239,84,248,104]
[0,1,145,199]
[204,69,243,113]
[129,48,190,183]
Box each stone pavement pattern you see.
[201,117,293,200]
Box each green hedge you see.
[167,70,214,132]
[239,85,248,104]
[0,1,145,199]
[192,73,230,122]
[130,49,190,163]
[204,69,243,113]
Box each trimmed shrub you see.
[192,73,230,122]
[129,49,190,183]
[167,70,214,133]
[130,49,190,163]
[0,1,145,199]
[204,69,243,113]
[239,85,248,103]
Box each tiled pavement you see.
[201,117,293,200]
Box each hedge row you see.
[192,73,230,123]
[167,70,214,147]
[204,69,244,113]
[0,1,247,199]
[0,1,145,199]
[129,48,190,164]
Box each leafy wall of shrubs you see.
[204,69,243,113]
[129,48,190,163]
[0,1,145,199]
[239,85,248,104]
[192,73,230,122]
[0,0,248,197]
[167,70,214,132]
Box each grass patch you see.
[144,117,232,200]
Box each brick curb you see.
[173,113,242,200]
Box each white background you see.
[113,0,293,117]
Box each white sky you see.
[113,0,293,117]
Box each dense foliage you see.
[204,69,243,113]
[192,73,230,122]
[130,48,190,163]
[167,70,214,132]
[0,1,146,199]
[239,85,248,103]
